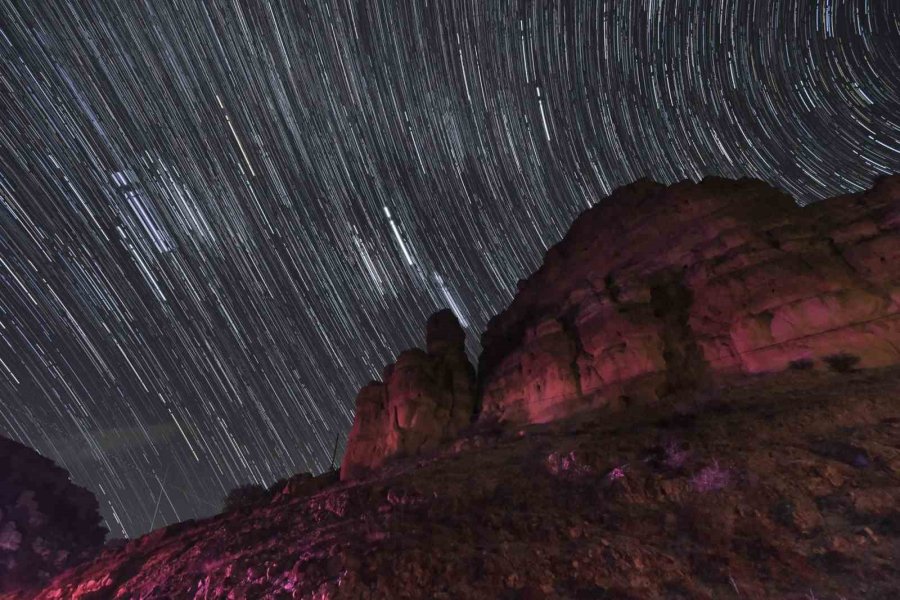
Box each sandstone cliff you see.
[340,309,476,479]
[343,175,900,473]
[478,176,900,425]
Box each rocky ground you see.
[25,366,900,599]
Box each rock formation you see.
[28,367,900,599]
[340,309,476,479]
[478,176,900,424]
[339,175,900,467]
[14,175,900,599]
[0,436,106,593]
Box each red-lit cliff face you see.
[340,309,477,480]
[20,176,900,599]
[478,176,900,425]
[339,175,900,476]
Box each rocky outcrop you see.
[339,175,900,469]
[340,309,476,480]
[0,436,106,593]
[479,176,900,425]
[29,367,900,599]
[19,175,900,600]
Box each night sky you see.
[1,1,898,538]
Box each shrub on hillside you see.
[822,353,860,373]
[222,483,267,512]
[788,358,815,370]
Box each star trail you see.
[1,1,898,537]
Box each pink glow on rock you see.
[690,460,732,492]
[606,466,626,481]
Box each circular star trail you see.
[1,1,898,537]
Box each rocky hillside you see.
[14,175,900,599]
[0,437,106,594]
[26,368,900,599]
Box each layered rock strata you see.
[478,176,900,424]
[340,309,476,479]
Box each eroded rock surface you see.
[479,176,900,424]
[0,436,106,594]
[340,309,476,479]
[29,368,900,600]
